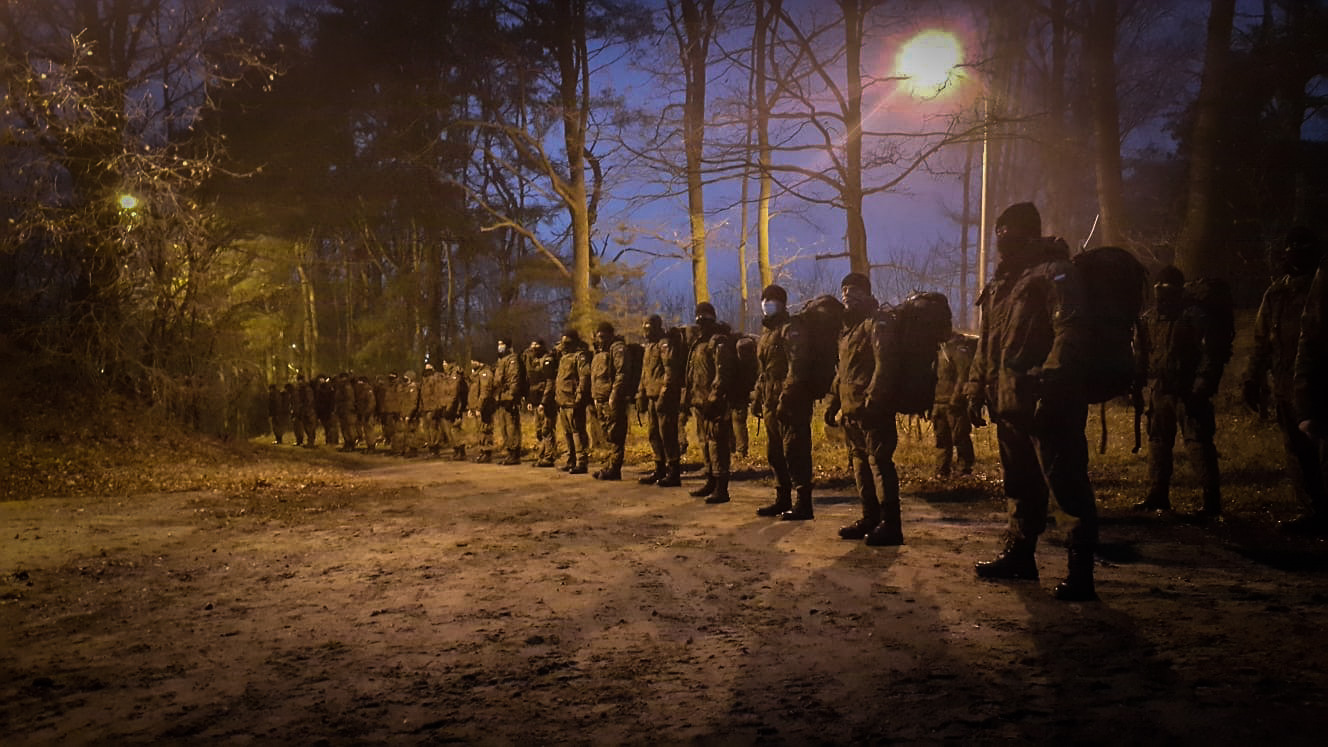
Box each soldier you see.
[523,339,559,468]
[296,375,318,448]
[1295,246,1328,528]
[965,202,1098,601]
[398,370,422,456]
[684,302,738,504]
[440,360,468,459]
[267,383,289,445]
[373,374,391,452]
[418,363,445,455]
[353,374,375,452]
[637,316,684,487]
[1246,228,1328,533]
[314,375,339,446]
[825,273,903,544]
[590,322,629,480]
[467,360,496,463]
[554,329,592,474]
[753,284,819,520]
[335,372,358,451]
[380,372,400,452]
[933,332,977,477]
[1133,265,1227,517]
[494,338,526,465]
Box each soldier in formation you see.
[753,284,818,520]
[555,329,592,474]
[933,332,977,477]
[590,322,629,480]
[494,338,525,465]
[524,340,558,468]
[684,302,737,505]
[638,315,684,487]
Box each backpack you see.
[793,294,846,400]
[872,292,954,415]
[621,341,645,400]
[1072,246,1149,404]
[1184,277,1235,374]
[731,334,759,405]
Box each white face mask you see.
[497,343,508,355]
[762,300,783,317]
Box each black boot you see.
[499,450,521,465]
[757,488,793,517]
[569,460,588,475]
[1133,491,1172,512]
[975,537,1039,580]
[780,487,814,521]
[689,476,716,498]
[838,517,876,540]
[864,520,903,546]
[593,466,622,480]
[639,463,665,485]
[1053,547,1098,601]
[704,477,730,504]
[656,464,682,488]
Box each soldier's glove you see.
[823,402,840,428]
[705,394,725,420]
[1240,380,1262,413]
[1192,377,1217,400]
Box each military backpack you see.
[871,292,954,415]
[1072,245,1149,404]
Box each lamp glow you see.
[118,194,139,210]
[896,31,963,98]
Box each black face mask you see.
[643,324,662,342]
[1283,247,1319,277]
[1155,283,1184,313]
[695,316,716,331]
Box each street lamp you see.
[117,193,139,211]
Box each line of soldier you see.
[262,201,1328,603]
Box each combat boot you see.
[780,487,814,521]
[1132,490,1171,512]
[656,464,682,488]
[593,466,622,480]
[864,520,904,546]
[474,450,492,464]
[838,517,876,540]
[756,488,793,517]
[535,459,556,468]
[689,476,716,498]
[499,451,521,466]
[569,460,588,475]
[704,477,730,504]
[975,537,1039,581]
[638,463,666,485]
[452,445,467,461]
[1052,547,1098,602]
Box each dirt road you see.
[3,452,1327,744]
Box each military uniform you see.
[966,203,1097,601]
[268,385,289,444]
[684,304,738,503]
[590,328,629,480]
[1296,260,1328,438]
[334,373,357,450]
[523,343,558,467]
[933,334,977,476]
[493,346,525,465]
[828,284,902,544]
[418,366,445,455]
[353,376,375,451]
[639,322,685,486]
[296,377,318,447]
[314,376,339,446]
[1135,274,1227,515]
[754,299,817,519]
[467,362,496,462]
[438,363,469,459]
[554,335,592,473]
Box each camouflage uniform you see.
[373,375,393,452]
[267,384,289,444]
[398,372,421,455]
[438,363,468,459]
[467,362,496,462]
[966,205,1097,600]
[590,326,629,479]
[684,304,738,503]
[296,377,318,447]
[554,334,592,473]
[493,345,526,464]
[353,376,375,451]
[523,342,558,467]
[754,300,816,518]
[827,284,901,543]
[933,334,977,476]
[334,373,358,450]
[1135,272,1227,515]
[314,375,339,446]
[638,321,685,486]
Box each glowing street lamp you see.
[117,193,139,211]
[895,30,964,98]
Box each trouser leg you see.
[996,420,1049,544]
[1146,392,1178,506]
[1181,396,1220,512]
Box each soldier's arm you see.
[609,340,627,407]
[1040,262,1092,390]
[1244,289,1275,387]
[577,351,592,404]
[782,320,814,406]
[713,336,737,404]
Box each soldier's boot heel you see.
[1053,547,1098,601]
[639,463,666,485]
[779,488,814,521]
[864,521,903,545]
[704,478,730,504]
[689,476,716,498]
[656,465,682,488]
[975,538,1039,580]
[756,488,793,517]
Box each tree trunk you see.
[840,0,868,274]
[553,0,595,333]
[676,0,714,306]
[1177,0,1236,278]
[1089,0,1127,247]
[755,0,776,292]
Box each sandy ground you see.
[3,449,1328,745]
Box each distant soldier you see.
[353,375,375,451]
[683,302,738,504]
[267,384,289,444]
[554,329,592,474]
[523,339,559,468]
[296,375,318,448]
[966,202,1098,601]
[335,372,358,451]
[826,273,903,544]
[638,316,684,487]
[418,363,444,455]
[467,360,496,463]
[400,370,422,456]
[590,322,629,480]
[440,361,469,459]
[933,333,977,477]
[1245,228,1328,534]
[314,375,338,446]
[754,284,821,520]
[379,372,400,452]
[1134,265,1228,517]
[494,338,526,465]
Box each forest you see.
[2,0,1326,435]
